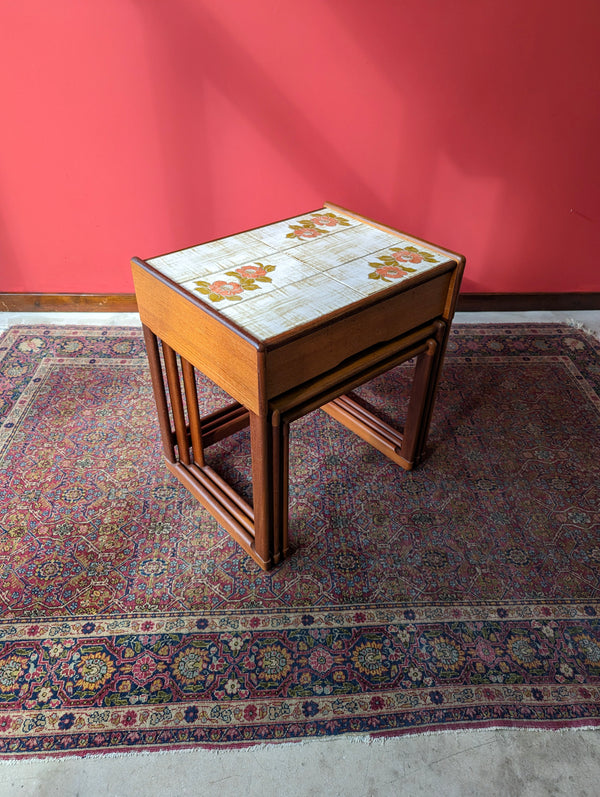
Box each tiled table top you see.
[147,208,454,341]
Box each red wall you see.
[1,0,599,294]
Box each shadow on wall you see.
[131,0,388,246]
[126,0,600,292]
[328,0,600,291]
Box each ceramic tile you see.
[147,232,275,284]
[145,207,454,341]
[221,272,363,339]
[179,251,320,307]
[287,224,409,269]
[243,209,360,251]
[325,238,450,297]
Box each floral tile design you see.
[246,211,360,249]
[147,231,274,284]
[179,252,321,306]
[146,208,454,341]
[220,272,363,339]
[190,262,277,303]
[287,224,411,270]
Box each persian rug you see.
[0,323,599,758]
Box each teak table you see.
[132,204,464,570]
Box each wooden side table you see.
[132,204,464,570]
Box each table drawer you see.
[264,270,452,400]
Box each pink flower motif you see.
[375,265,409,280]
[308,647,334,674]
[309,215,339,227]
[475,637,496,665]
[141,621,154,632]
[370,696,385,711]
[292,225,322,239]
[209,280,243,298]
[0,715,12,732]
[131,654,156,684]
[236,265,268,279]
[243,704,258,721]
[392,248,423,264]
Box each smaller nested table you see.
[132,204,464,570]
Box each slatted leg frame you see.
[142,325,276,568]
[142,319,447,570]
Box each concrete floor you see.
[1,310,599,797]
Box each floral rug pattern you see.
[0,324,599,756]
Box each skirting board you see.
[0,293,599,313]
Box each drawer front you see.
[264,270,453,400]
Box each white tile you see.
[147,231,275,284]
[221,272,363,339]
[179,251,320,307]
[326,241,448,297]
[144,208,453,340]
[244,209,360,251]
[288,224,411,269]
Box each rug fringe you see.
[564,318,600,341]
[2,725,600,764]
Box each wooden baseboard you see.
[0,294,139,312]
[457,293,600,312]
[0,292,599,314]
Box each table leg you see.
[395,336,439,466]
[142,324,175,463]
[249,410,289,569]
[142,326,278,569]
[321,321,447,470]
[403,318,448,464]
[271,413,290,564]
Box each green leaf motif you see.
[400,245,438,263]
